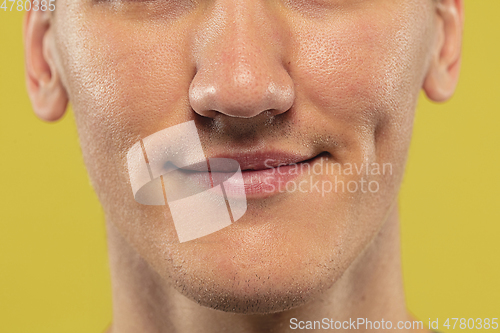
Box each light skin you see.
[24,0,463,332]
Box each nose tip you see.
[189,62,295,119]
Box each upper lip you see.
[209,151,322,171]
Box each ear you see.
[24,10,68,122]
[423,0,464,102]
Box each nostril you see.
[189,81,216,117]
[189,55,295,119]
[190,75,295,119]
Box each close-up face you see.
[44,0,440,314]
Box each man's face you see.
[50,0,436,313]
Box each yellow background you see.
[1,2,499,332]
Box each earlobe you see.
[423,0,464,102]
[24,10,68,122]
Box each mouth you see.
[207,151,330,199]
[169,150,329,199]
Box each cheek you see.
[292,9,427,126]
[59,13,193,149]
[290,7,433,202]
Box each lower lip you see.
[237,166,295,198]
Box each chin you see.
[162,227,346,314]
[170,265,335,314]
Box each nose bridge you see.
[213,1,267,91]
[223,0,270,62]
[189,0,294,118]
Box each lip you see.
[172,151,327,199]
[208,151,326,199]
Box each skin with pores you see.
[24,0,463,332]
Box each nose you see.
[189,1,295,119]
